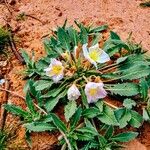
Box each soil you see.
[0,0,150,149]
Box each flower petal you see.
[89,43,99,53]
[52,74,64,83]
[85,82,107,104]
[82,44,98,69]
[67,84,81,101]
[97,50,110,63]
[97,87,107,98]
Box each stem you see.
[104,101,118,109]
[99,63,118,71]
[101,66,117,74]
[0,79,9,130]
[83,75,88,83]
[34,103,47,115]
[59,130,72,150]
[0,87,25,100]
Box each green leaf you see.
[64,101,77,122]
[50,113,67,133]
[95,100,104,112]
[57,27,71,51]
[45,90,67,112]
[4,104,30,118]
[110,31,121,40]
[91,33,102,46]
[83,107,100,118]
[67,27,78,46]
[34,80,53,91]
[116,56,128,64]
[89,25,108,33]
[77,133,94,141]
[97,105,118,126]
[106,83,139,96]
[123,98,136,109]
[70,107,82,129]
[111,132,138,142]
[80,24,88,44]
[26,92,35,114]
[42,84,67,98]
[21,50,31,65]
[121,65,150,80]
[24,122,55,132]
[129,110,143,128]
[80,87,89,108]
[76,127,98,136]
[104,126,114,139]
[103,39,129,56]
[139,78,149,100]
[115,108,131,128]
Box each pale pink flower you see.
[82,43,110,69]
[67,84,81,101]
[44,58,64,83]
[85,82,107,103]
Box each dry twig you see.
[0,78,10,130]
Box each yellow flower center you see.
[51,65,63,75]
[89,88,98,96]
[89,49,101,61]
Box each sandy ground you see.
[0,0,150,149]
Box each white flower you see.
[82,43,110,69]
[67,84,81,101]
[44,58,64,83]
[85,82,107,103]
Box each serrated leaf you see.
[4,104,30,118]
[28,79,37,97]
[129,110,143,128]
[45,90,67,112]
[111,132,138,142]
[123,98,136,109]
[67,27,78,46]
[115,108,131,128]
[24,122,55,132]
[76,127,98,136]
[97,105,118,126]
[121,65,150,80]
[50,113,67,133]
[95,100,104,112]
[41,84,67,98]
[26,92,35,114]
[70,107,82,129]
[81,87,89,108]
[80,24,88,44]
[82,107,100,118]
[64,101,77,122]
[104,126,114,139]
[34,80,53,91]
[103,39,129,56]
[140,78,149,100]
[21,50,31,65]
[77,133,94,141]
[91,33,102,46]
[106,83,139,96]
[110,31,121,40]
[89,25,108,33]
[57,27,71,51]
